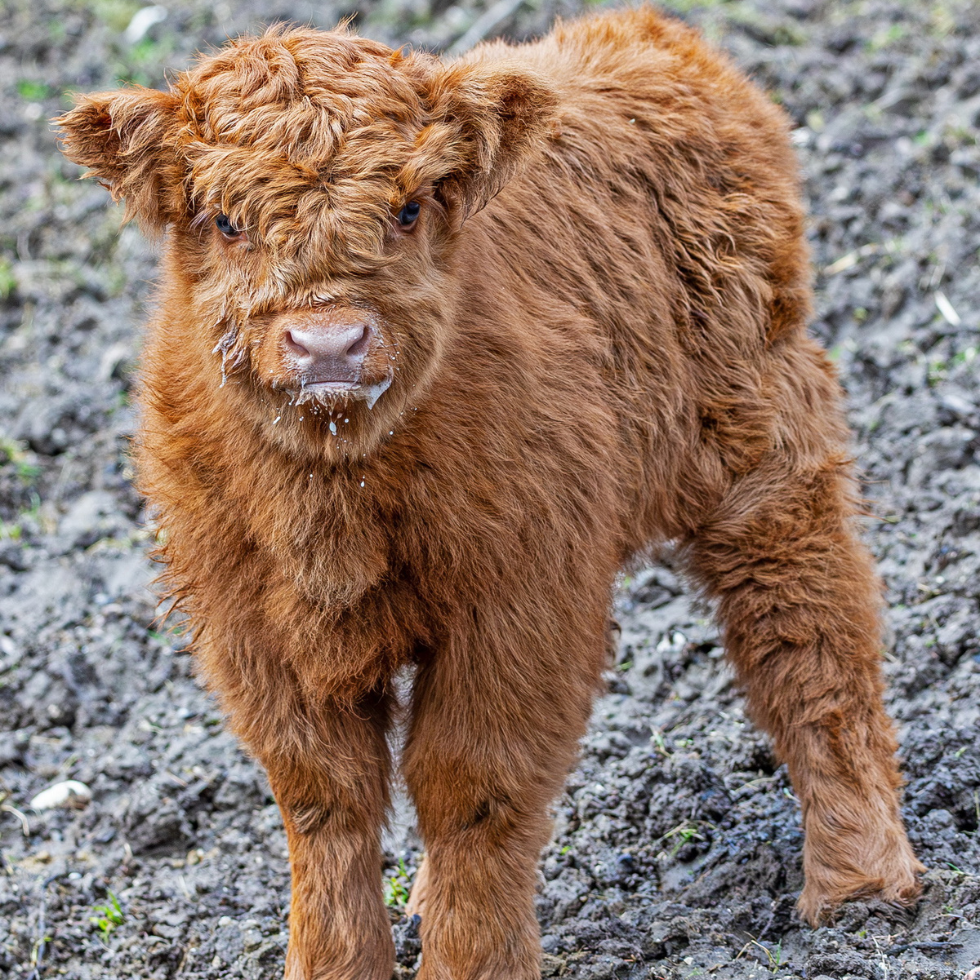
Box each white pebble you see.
[30,780,92,811]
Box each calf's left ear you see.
[56,87,184,234]
[426,60,560,217]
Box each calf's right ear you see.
[424,61,561,219]
[56,87,184,233]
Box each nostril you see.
[278,316,374,382]
[284,330,311,358]
[345,323,371,360]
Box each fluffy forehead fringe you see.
[170,27,468,264]
[177,26,434,158]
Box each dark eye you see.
[397,201,421,229]
[215,213,240,237]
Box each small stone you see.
[30,780,93,811]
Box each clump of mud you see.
[1,2,979,978]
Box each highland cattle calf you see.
[58,7,923,979]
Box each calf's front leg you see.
[403,610,607,980]
[210,647,395,980]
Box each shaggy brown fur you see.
[58,7,923,978]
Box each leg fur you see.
[686,454,923,924]
[214,654,395,980]
[403,618,605,980]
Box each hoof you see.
[798,847,923,926]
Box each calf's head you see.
[57,27,558,455]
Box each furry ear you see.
[56,87,184,232]
[426,61,560,217]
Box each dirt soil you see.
[2,0,979,977]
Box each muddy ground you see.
[1,0,979,977]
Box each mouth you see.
[291,374,393,409]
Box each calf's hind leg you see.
[686,454,923,924]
